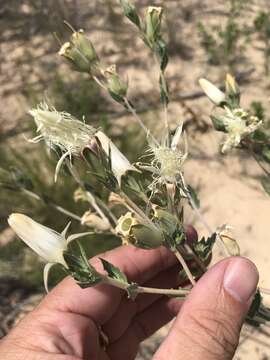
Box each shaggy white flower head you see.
[29,102,97,181]
[29,102,96,154]
[221,107,262,153]
[149,124,188,185]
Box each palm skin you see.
[0,244,185,360]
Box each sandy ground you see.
[2,0,270,359]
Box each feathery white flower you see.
[199,78,226,106]
[220,107,262,153]
[96,130,137,184]
[8,213,92,292]
[148,124,188,186]
[29,102,97,181]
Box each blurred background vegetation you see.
[1,0,270,354]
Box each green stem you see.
[120,191,158,231]
[67,163,112,226]
[180,174,230,257]
[22,189,81,222]
[123,97,159,146]
[251,151,270,178]
[173,249,196,286]
[102,275,190,297]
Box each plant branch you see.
[120,191,158,230]
[180,174,230,257]
[173,249,196,286]
[101,275,190,297]
[123,97,159,145]
[22,189,81,222]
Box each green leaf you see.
[100,258,128,283]
[262,147,270,164]
[187,185,200,208]
[159,74,169,106]
[119,0,141,29]
[210,115,226,132]
[247,291,262,318]
[261,177,270,196]
[108,89,125,105]
[193,233,216,261]
[155,39,168,71]
[63,243,102,288]
[245,290,270,326]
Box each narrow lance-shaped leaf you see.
[119,0,141,29]
[100,258,128,284]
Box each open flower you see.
[147,124,188,187]
[29,102,97,181]
[220,107,262,153]
[8,213,93,292]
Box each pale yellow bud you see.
[199,78,226,106]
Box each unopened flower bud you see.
[225,73,239,96]
[81,211,111,232]
[108,192,125,206]
[153,206,179,238]
[59,29,99,74]
[199,78,226,106]
[95,130,137,185]
[104,65,128,99]
[74,188,89,203]
[145,6,163,44]
[225,73,240,108]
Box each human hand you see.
[0,241,258,360]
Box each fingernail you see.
[223,258,259,303]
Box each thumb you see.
[154,257,259,360]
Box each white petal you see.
[96,131,138,184]
[199,79,226,106]
[8,213,67,264]
[171,124,183,150]
[43,262,56,293]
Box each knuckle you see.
[185,308,240,358]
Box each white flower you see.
[220,107,262,153]
[29,102,97,181]
[95,130,138,185]
[8,213,92,292]
[199,78,226,106]
[148,124,188,186]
